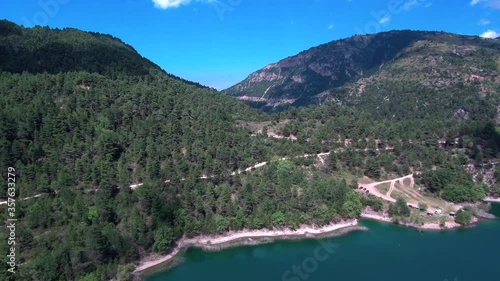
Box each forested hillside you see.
[0,21,364,281]
[0,21,498,281]
[0,20,158,76]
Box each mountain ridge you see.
[225,30,500,114]
[0,20,213,89]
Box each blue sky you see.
[1,0,499,89]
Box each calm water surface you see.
[147,204,500,281]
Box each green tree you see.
[153,225,175,253]
[28,251,59,281]
[389,197,411,217]
[364,157,380,179]
[371,198,384,212]
[117,264,134,281]
[418,203,428,211]
[271,211,286,227]
[442,184,486,202]
[327,153,339,171]
[455,209,472,225]
[342,191,362,218]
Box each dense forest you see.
[0,20,499,281]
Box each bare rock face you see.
[248,70,280,83]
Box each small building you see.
[435,209,443,215]
[449,212,456,217]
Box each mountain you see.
[1,21,498,281]
[225,30,500,117]
[0,20,161,76]
[0,20,208,88]
[0,20,269,281]
[0,21,364,281]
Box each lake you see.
[146,204,500,281]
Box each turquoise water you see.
[147,205,500,281]
[490,202,500,217]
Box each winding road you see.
[0,147,413,207]
[359,174,443,213]
[0,193,46,206]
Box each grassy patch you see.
[375,182,391,194]
[391,190,409,200]
[394,182,420,201]
[402,177,412,187]
[328,170,361,184]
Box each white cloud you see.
[478,19,491,25]
[401,0,432,10]
[152,0,215,9]
[402,0,419,10]
[480,29,499,38]
[328,24,335,30]
[153,0,191,9]
[379,16,390,24]
[470,0,500,9]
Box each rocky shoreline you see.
[133,207,497,280]
[133,220,364,277]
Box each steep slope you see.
[0,20,161,76]
[0,21,269,281]
[1,21,498,281]
[0,21,366,281]
[335,33,500,121]
[226,30,500,115]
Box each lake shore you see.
[135,208,491,278]
[133,220,362,275]
[361,211,468,230]
[484,197,500,203]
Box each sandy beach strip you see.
[418,221,461,230]
[360,212,393,223]
[183,220,358,245]
[484,197,500,203]
[133,220,358,274]
[133,248,182,273]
